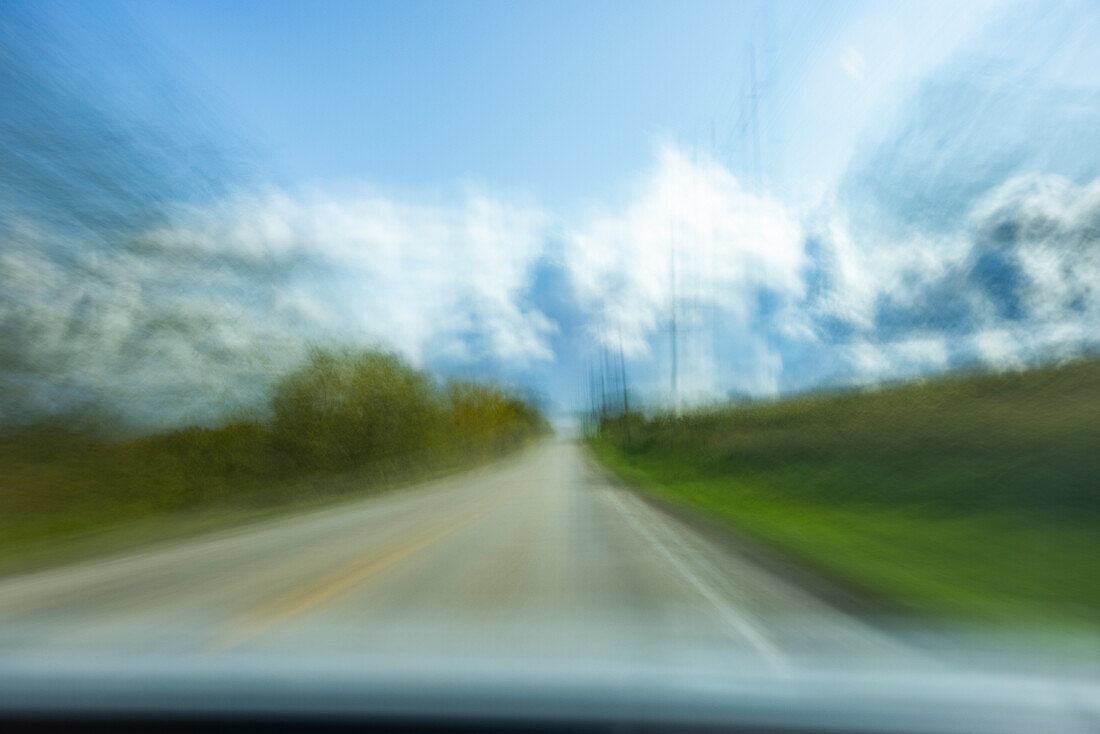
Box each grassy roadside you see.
[588,359,1100,633]
[0,348,549,578]
[0,440,535,579]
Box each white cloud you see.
[563,145,804,400]
[968,173,1100,324]
[806,172,1100,384]
[843,335,951,384]
[145,185,557,365]
[971,328,1022,368]
[0,185,555,428]
[563,145,1099,405]
[3,146,1098,428]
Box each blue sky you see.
[122,0,829,205]
[119,0,1012,204]
[2,0,1099,427]
[115,0,1026,208]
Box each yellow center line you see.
[208,498,502,654]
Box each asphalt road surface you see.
[4,441,1100,732]
[0,440,914,671]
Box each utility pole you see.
[669,220,679,415]
[618,326,631,449]
[600,342,612,423]
[586,361,596,435]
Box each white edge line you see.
[604,487,791,674]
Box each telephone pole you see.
[618,326,631,448]
[669,220,679,415]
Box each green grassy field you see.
[589,358,1100,631]
[0,348,548,576]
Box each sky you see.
[1,0,1099,428]
[118,0,998,206]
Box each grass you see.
[589,358,1100,632]
[0,348,548,577]
[0,440,532,578]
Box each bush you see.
[444,380,547,453]
[1,347,548,537]
[271,349,442,469]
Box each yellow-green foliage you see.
[445,379,548,454]
[272,349,441,468]
[0,349,547,554]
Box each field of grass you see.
[0,348,548,576]
[589,358,1100,631]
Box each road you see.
[0,440,909,671]
[4,441,1100,732]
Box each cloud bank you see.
[4,149,1098,428]
[0,187,554,429]
[563,146,806,400]
[804,174,1100,384]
